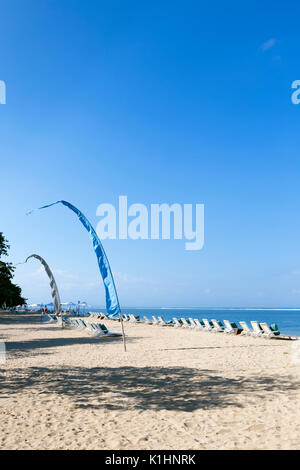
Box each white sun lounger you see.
[129,314,141,323]
[68,318,80,329]
[143,315,153,324]
[158,316,173,326]
[152,316,160,325]
[202,319,213,331]
[250,321,264,337]
[259,322,280,339]
[193,319,204,330]
[89,322,123,337]
[259,323,298,340]
[172,317,182,328]
[74,319,87,330]
[211,319,224,333]
[223,320,235,334]
[239,321,253,336]
[180,318,191,328]
[188,318,197,328]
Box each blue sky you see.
[1,0,300,307]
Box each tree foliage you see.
[0,233,26,308]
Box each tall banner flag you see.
[25,254,61,315]
[27,200,126,350]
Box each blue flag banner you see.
[27,200,121,317]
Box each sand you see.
[0,311,300,450]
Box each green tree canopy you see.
[0,232,26,308]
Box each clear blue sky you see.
[1,0,300,307]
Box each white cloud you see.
[115,271,146,284]
[260,38,277,51]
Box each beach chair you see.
[259,322,280,339]
[67,318,79,329]
[74,319,87,330]
[188,318,197,328]
[239,321,253,336]
[172,317,182,328]
[75,319,96,335]
[250,321,264,337]
[223,320,235,334]
[202,319,213,331]
[143,315,153,324]
[211,319,224,333]
[93,323,123,337]
[85,322,103,336]
[152,316,160,325]
[180,318,191,328]
[193,319,204,330]
[129,314,138,323]
[157,316,173,326]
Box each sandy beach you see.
[1,311,300,450]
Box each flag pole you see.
[119,311,126,352]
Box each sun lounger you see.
[223,320,235,334]
[202,319,213,331]
[250,321,264,337]
[143,315,153,324]
[152,316,160,325]
[172,317,182,328]
[129,314,141,323]
[67,318,79,329]
[74,319,87,330]
[259,322,280,339]
[239,321,253,336]
[193,319,204,330]
[94,323,123,337]
[211,319,224,332]
[157,316,173,326]
[188,318,197,328]
[180,318,191,328]
[84,322,122,337]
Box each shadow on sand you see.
[1,364,299,413]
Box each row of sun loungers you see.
[43,314,123,338]
[64,317,123,337]
[120,313,297,339]
[44,312,297,341]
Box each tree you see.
[0,233,26,308]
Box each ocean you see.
[88,307,300,336]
